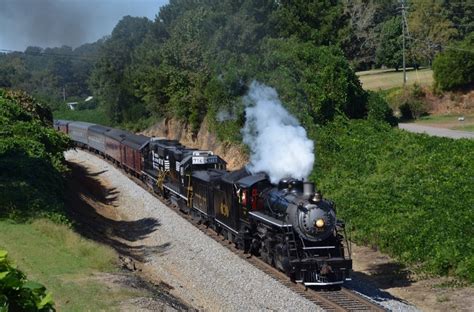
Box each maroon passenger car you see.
[104,129,149,176]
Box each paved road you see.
[399,123,474,139]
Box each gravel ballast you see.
[66,150,320,311]
[66,150,421,312]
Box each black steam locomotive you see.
[56,120,352,286]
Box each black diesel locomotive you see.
[56,120,352,286]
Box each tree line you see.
[0,0,472,130]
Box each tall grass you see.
[0,219,138,310]
[32,219,116,271]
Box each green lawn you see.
[0,219,140,311]
[357,68,433,91]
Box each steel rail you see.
[79,149,387,312]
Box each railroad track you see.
[165,197,387,312]
[83,150,387,312]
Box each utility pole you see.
[401,0,407,87]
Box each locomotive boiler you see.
[252,179,352,286]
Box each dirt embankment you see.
[141,117,248,170]
[425,89,474,115]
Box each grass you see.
[357,68,433,91]
[415,113,474,132]
[53,107,112,126]
[453,124,474,131]
[0,219,140,311]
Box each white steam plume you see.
[241,81,315,184]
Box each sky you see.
[0,0,169,51]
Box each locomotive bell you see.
[312,191,323,203]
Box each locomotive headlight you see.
[315,218,325,228]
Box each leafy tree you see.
[262,38,367,125]
[433,33,474,91]
[442,0,474,40]
[376,16,403,70]
[89,16,152,124]
[408,0,458,65]
[342,0,398,70]
[0,89,70,222]
[272,0,347,45]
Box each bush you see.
[0,89,70,221]
[312,119,474,282]
[366,91,397,126]
[0,249,55,311]
[433,34,474,91]
[384,84,428,120]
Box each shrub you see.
[433,33,474,91]
[0,249,55,311]
[366,91,397,126]
[312,119,474,282]
[384,84,428,120]
[0,89,70,221]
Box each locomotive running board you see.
[215,220,239,234]
[140,171,188,201]
[303,281,344,286]
[164,185,188,200]
[248,211,292,228]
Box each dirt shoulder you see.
[351,244,474,312]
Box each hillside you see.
[141,117,247,170]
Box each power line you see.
[400,0,408,87]
[443,45,474,53]
[404,34,474,54]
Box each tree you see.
[90,16,152,124]
[272,0,347,46]
[261,38,367,126]
[408,0,458,65]
[442,0,474,40]
[342,0,399,70]
[376,16,403,70]
[433,33,474,91]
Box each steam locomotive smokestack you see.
[303,182,315,198]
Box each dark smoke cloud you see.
[0,0,168,51]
